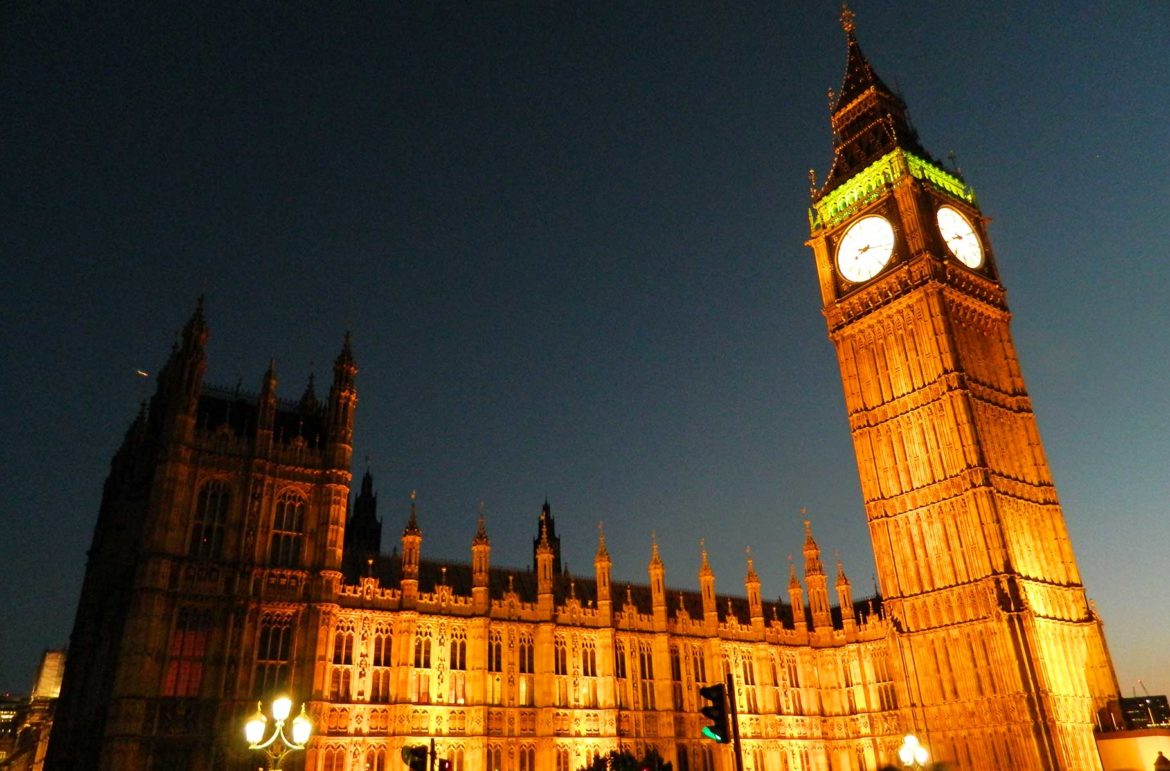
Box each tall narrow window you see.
[637,641,655,709]
[670,644,684,709]
[518,745,535,771]
[486,745,503,771]
[330,623,354,701]
[189,481,229,559]
[518,633,535,707]
[366,747,386,771]
[412,627,432,703]
[255,615,292,697]
[371,624,392,703]
[580,639,598,708]
[487,630,503,705]
[162,606,211,696]
[786,655,803,715]
[322,747,345,771]
[448,629,467,704]
[614,639,628,708]
[269,491,305,568]
[553,635,569,706]
[742,657,758,713]
[555,746,571,771]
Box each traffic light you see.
[401,745,428,770]
[699,682,730,743]
[438,761,452,771]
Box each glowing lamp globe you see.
[291,706,312,746]
[244,704,267,745]
[272,696,292,722]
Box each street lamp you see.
[244,696,312,770]
[897,734,929,769]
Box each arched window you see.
[162,606,211,696]
[638,641,655,709]
[269,491,305,568]
[255,614,292,697]
[517,633,534,706]
[670,644,684,709]
[322,746,345,771]
[485,745,503,771]
[330,623,354,701]
[371,623,392,703]
[448,629,467,704]
[487,629,503,705]
[412,627,432,703]
[366,747,386,771]
[555,746,571,771]
[189,481,229,559]
[518,745,536,771]
[580,638,598,707]
[615,639,628,708]
[553,635,568,706]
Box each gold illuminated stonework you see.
[805,11,1118,771]
[45,14,1118,771]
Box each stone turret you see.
[401,492,421,604]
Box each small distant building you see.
[0,650,65,771]
[1121,697,1170,730]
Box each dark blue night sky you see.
[2,2,1168,697]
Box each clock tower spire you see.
[807,11,1118,771]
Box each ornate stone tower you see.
[805,10,1118,770]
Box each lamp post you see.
[897,734,929,769]
[244,696,312,770]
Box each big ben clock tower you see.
[806,10,1118,771]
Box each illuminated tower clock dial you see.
[936,205,984,268]
[835,214,895,283]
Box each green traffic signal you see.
[401,745,428,770]
[699,683,730,744]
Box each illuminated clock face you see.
[936,205,984,269]
[836,215,895,283]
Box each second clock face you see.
[936,206,984,269]
[836,215,895,283]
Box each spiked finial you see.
[404,490,420,535]
[595,521,610,560]
[745,546,759,582]
[699,538,713,577]
[840,3,856,35]
[474,510,489,545]
[835,549,850,587]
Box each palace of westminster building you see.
[45,11,1120,771]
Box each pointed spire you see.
[158,297,209,419]
[835,549,851,588]
[299,373,318,412]
[832,4,894,113]
[533,499,562,574]
[699,539,713,578]
[332,331,357,387]
[745,546,759,583]
[788,554,801,589]
[802,510,825,576]
[361,468,374,497]
[595,522,610,561]
[649,531,663,567]
[404,490,420,535]
[474,507,490,546]
[818,5,934,195]
[180,295,209,353]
